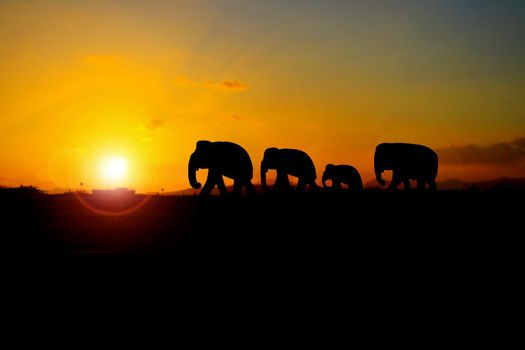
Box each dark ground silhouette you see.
[2,186,522,327]
[1,188,521,280]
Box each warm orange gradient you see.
[1,1,524,192]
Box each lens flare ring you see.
[73,191,152,217]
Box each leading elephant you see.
[188,140,255,196]
[260,148,318,192]
[374,143,438,191]
[322,164,363,192]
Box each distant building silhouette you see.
[91,188,136,196]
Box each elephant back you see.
[280,148,317,180]
[215,141,254,180]
[381,143,438,177]
[405,144,438,177]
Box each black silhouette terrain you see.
[261,147,318,192]
[322,164,363,191]
[374,143,438,191]
[188,140,255,196]
[1,181,522,330]
[1,185,521,279]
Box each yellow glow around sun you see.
[100,156,128,182]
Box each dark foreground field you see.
[2,188,523,330]
[2,189,522,278]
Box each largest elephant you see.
[374,143,438,191]
[260,148,318,192]
[188,140,255,196]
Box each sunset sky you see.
[1,0,524,192]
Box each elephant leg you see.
[275,172,290,192]
[309,180,318,191]
[273,173,282,192]
[200,178,216,196]
[232,180,243,196]
[297,178,307,192]
[282,175,292,192]
[388,174,402,191]
[244,180,256,196]
[333,181,342,190]
[428,179,437,191]
[417,179,426,191]
[216,176,229,196]
[403,179,411,191]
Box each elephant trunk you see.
[374,153,386,186]
[188,153,201,189]
[260,160,268,191]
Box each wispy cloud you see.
[220,81,248,90]
[437,137,525,165]
[144,118,167,132]
[138,119,167,142]
[174,75,248,91]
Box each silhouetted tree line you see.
[188,140,438,196]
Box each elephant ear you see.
[194,140,213,166]
[266,148,281,164]
[264,147,279,158]
[376,143,390,154]
[196,140,212,152]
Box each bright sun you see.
[100,156,128,182]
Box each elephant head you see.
[260,147,279,191]
[374,143,390,186]
[188,140,213,189]
[322,164,336,188]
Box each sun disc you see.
[101,156,128,181]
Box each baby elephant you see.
[322,164,363,192]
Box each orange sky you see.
[1,1,524,192]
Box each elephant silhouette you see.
[261,147,318,192]
[374,143,438,191]
[322,164,363,192]
[188,140,255,196]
